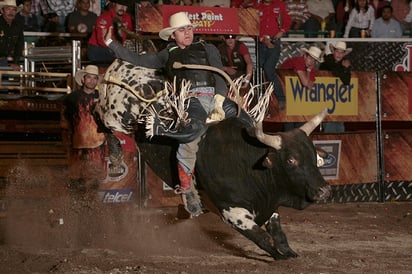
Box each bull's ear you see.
[262,151,277,168]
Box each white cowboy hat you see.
[75,65,102,86]
[329,41,352,55]
[300,46,324,63]
[0,0,22,12]
[159,12,198,41]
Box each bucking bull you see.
[93,59,331,260]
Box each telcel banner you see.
[285,76,359,116]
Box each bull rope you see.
[104,75,167,103]
[172,62,242,117]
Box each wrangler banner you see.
[284,76,358,116]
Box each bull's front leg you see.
[221,207,297,260]
[265,212,298,258]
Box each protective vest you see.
[165,41,215,90]
[218,41,247,79]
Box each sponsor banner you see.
[314,140,342,180]
[99,134,138,203]
[162,5,239,34]
[285,76,358,116]
[98,189,134,203]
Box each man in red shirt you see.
[279,45,323,130]
[218,34,254,86]
[87,0,133,66]
[255,0,291,110]
[279,45,323,89]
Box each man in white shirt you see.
[372,5,403,38]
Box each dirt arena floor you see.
[0,188,411,274]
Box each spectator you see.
[16,0,40,31]
[280,45,323,90]
[279,45,323,130]
[37,12,68,45]
[66,0,98,36]
[304,0,336,37]
[88,0,133,66]
[103,11,253,216]
[285,0,310,32]
[198,0,230,7]
[31,0,48,28]
[47,0,75,32]
[335,0,354,36]
[162,0,183,4]
[42,12,59,32]
[231,0,254,8]
[61,65,106,191]
[0,0,24,71]
[371,5,403,38]
[344,0,375,37]
[319,41,352,133]
[217,34,253,86]
[320,41,351,85]
[255,0,291,110]
[369,0,387,18]
[402,0,412,34]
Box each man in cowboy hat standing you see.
[61,65,106,191]
[319,41,352,133]
[0,0,24,71]
[103,11,252,217]
[88,0,133,66]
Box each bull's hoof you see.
[272,247,299,260]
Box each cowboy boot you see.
[176,163,203,217]
[152,117,207,144]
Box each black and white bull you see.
[93,59,170,165]
[136,110,330,260]
[94,59,331,260]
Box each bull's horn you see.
[255,122,282,150]
[299,108,328,136]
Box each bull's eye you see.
[287,157,298,167]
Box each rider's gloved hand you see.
[209,94,226,122]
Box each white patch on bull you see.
[317,153,325,167]
[222,207,256,231]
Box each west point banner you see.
[285,76,358,116]
[162,5,239,34]
[138,5,259,35]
